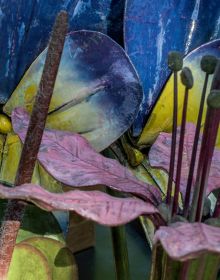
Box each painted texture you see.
[154,222,220,261]
[149,123,220,199]
[0,0,124,104]
[124,0,220,134]
[0,183,159,226]
[138,40,220,147]
[5,31,143,151]
[12,107,161,205]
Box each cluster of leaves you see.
[0,1,220,279]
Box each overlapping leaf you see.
[154,222,220,261]
[0,183,158,226]
[12,107,161,205]
[149,123,220,198]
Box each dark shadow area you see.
[75,220,152,279]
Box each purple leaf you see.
[149,123,220,198]
[12,107,162,205]
[154,222,220,261]
[0,183,158,226]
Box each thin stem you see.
[0,12,68,278]
[195,108,220,221]
[166,71,178,205]
[172,88,189,216]
[111,226,130,280]
[183,73,209,217]
[190,105,219,222]
[108,189,130,280]
[179,261,190,280]
[213,193,220,218]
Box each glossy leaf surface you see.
[12,107,161,204]
[139,40,220,147]
[125,0,220,135]
[148,123,220,199]
[0,184,159,226]
[0,0,125,103]
[5,31,143,151]
[154,222,220,261]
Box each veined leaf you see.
[5,31,142,152]
[0,183,159,226]
[12,107,161,204]
[149,123,220,199]
[154,222,220,261]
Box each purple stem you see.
[195,108,220,221]
[172,87,189,216]
[166,71,178,205]
[183,73,209,217]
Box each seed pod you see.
[200,55,218,74]
[180,67,194,89]
[168,51,183,72]
[207,90,220,108]
[0,114,12,134]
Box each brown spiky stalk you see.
[0,11,68,279]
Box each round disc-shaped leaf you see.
[124,0,220,135]
[138,40,220,148]
[0,0,125,103]
[8,243,51,280]
[4,31,142,151]
[22,237,78,280]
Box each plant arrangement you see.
[0,1,219,280]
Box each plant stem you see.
[183,73,209,217]
[0,12,67,278]
[213,193,220,218]
[111,225,130,280]
[166,71,178,205]
[172,87,189,216]
[108,189,130,280]
[189,95,220,222]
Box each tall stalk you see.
[166,52,183,206]
[172,67,193,216]
[0,12,67,279]
[183,55,217,217]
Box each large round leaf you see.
[138,39,220,148]
[22,237,78,279]
[0,0,125,103]
[124,0,220,135]
[5,31,142,151]
[8,243,51,280]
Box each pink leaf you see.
[149,123,220,198]
[154,222,220,261]
[0,183,158,226]
[12,107,161,205]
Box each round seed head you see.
[168,51,183,71]
[207,90,220,108]
[200,55,218,74]
[180,67,194,89]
